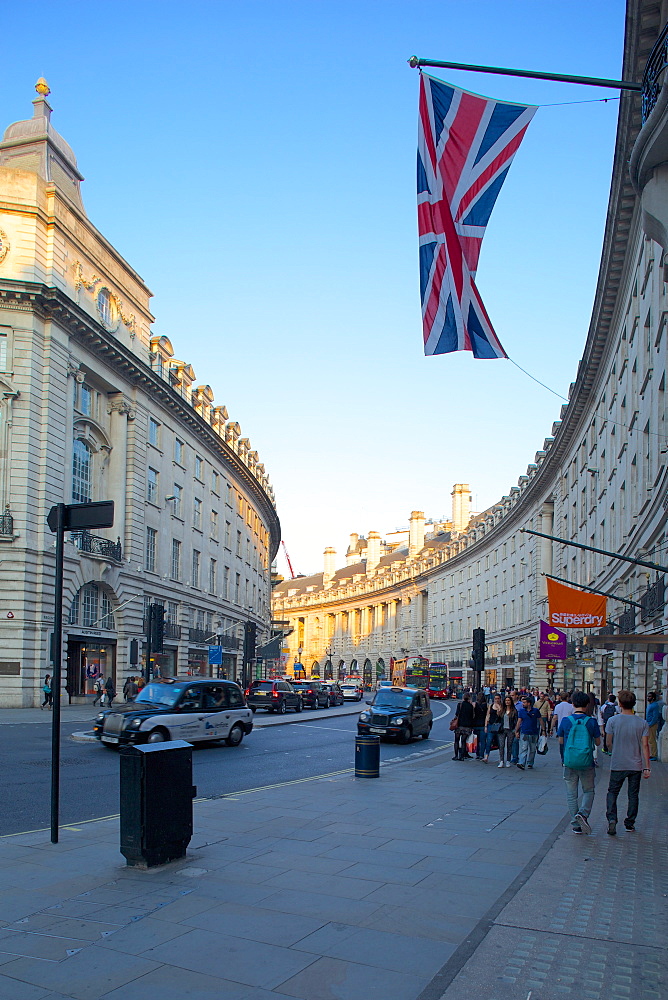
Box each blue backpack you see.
[563,715,594,769]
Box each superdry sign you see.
[547,578,606,629]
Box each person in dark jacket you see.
[453,692,475,760]
[104,676,116,708]
[472,694,488,759]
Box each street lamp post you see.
[325,646,334,680]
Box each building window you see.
[223,566,230,599]
[75,382,95,417]
[236,530,242,557]
[0,333,7,372]
[146,527,157,572]
[209,557,217,594]
[212,470,219,494]
[193,497,202,529]
[147,467,158,504]
[235,573,241,602]
[192,549,200,588]
[195,455,203,480]
[167,601,179,624]
[225,520,231,547]
[97,288,113,326]
[148,417,160,447]
[173,484,183,517]
[226,483,233,507]
[72,439,92,503]
[211,510,218,539]
[171,539,181,581]
[68,591,80,625]
[99,590,115,629]
[174,438,184,464]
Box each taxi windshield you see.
[372,690,413,709]
[135,683,182,708]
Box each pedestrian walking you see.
[497,695,518,768]
[551,692,575,746]
[483,693,504,762]
[92,677,104,706]
[600,694,617,754]
[515,695,542,770]
[136,676,147,693]
[123,675,138,701]
[534,692,551,735]
[452,692,475,761]
[472,693,488,759]
[104,676,116,708]
[605,689,651,835]
[41,674,52,710]
[558,690,601,834]
[645,691,664,761]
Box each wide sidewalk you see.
[0,734,665,1000]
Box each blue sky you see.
[3,0,626,573]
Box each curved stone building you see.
[0,83,280,706]
[273,0,668,700]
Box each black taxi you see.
[357,685,433,743]
[93,678,253,748]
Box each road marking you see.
[296,725,355,733]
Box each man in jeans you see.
[606,689,651,835]
[558,691,601,834]
[515,694,542,770]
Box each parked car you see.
[340,682,363,702]
[357,685,433,743]
[246,679,302,714]
[320,681,345,706]
[290,679,336,709]
[93,678,253,748]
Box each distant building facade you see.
[0,82,279,706]
[274,2,668,699]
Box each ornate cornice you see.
[0,278,281,560]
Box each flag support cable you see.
[408,56,642,92]
[542,572,644,609]
[521,528,668,575]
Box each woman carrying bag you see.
[498,695,518,768]
[483,693,504,762]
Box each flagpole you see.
[542,573,643,609]
[408,56,642,93]
[521,528,668,575]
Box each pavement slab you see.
[0,730,664,1000]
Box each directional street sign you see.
[47,500,114,533]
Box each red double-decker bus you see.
[426,663,450,699]
[391,656,430,689]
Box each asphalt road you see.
[0,704,453,837]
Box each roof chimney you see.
[346,533,359,566]
[323,547,336,582]
[408,511,425,557]
[366,531,381,572]
[451,484,472,532]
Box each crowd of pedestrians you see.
[450,684,663,835]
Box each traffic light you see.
[148,604,165,654]
[243,621,257,663]
[472,627,485,671]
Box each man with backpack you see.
[558,690,601,834]
[605,689,650,835]
[600,694,617,754]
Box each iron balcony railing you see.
[142,619,182,640]
[72,530,122,561]
[642,20,668,122]
[188,627,241,648]
[0,507,13,535]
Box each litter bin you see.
[119,740,196,868]
[355,734,380,777]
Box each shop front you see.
[187,646,210,677]
[66,630,117,702]
[142,643,178,680]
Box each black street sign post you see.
[145,604,165,684]
[47,501,114,844]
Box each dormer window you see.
[96,288,114,327]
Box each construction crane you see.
[281,540,296,579]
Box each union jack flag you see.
[418,74,536,358]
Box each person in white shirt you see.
[551,693,574,735]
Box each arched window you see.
[97,288,113,327]
[72,439,92,503]
[69,583,116,630]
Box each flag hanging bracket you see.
[408,56,641,93]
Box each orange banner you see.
[547,578,606,629]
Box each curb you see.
[70,730,98,743]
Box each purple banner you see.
[539,619,567,660]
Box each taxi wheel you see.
[147,728,168,743]
[325,697,330,709]
[278,701,287,714]
[398,728,412,744]
[225,724,244,747]
[421,729,430,740]
[295,699,302,713]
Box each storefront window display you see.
[66,640,116,697]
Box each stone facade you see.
[0,84,279,706]
[273,2,668,702]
